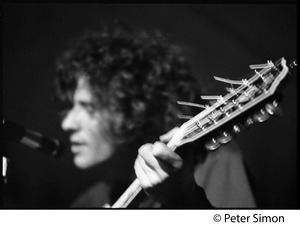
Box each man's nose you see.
[61,108,79,132]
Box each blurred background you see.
[2,3,297,208]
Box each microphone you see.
[3,119,64,157]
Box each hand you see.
[134,127,197,206]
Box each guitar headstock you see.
[170,57,296,150]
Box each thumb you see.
[159,127,179,143]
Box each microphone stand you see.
[1,139,9,207]
[2,119,14,187]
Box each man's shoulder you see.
[70,182,111,208]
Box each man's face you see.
[61,77,115,169]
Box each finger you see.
[138,142,178,174]
[137,154,169,182]
[152,142,183,170]
[135,155,167,188]
[159,127,179,143]
[138,143,159,170]
[139,143,153,152]
[138,142,178,178]
[134,158,152,188]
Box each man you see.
[53,21,255,208]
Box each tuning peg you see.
[177,114,193,120]
[289,60,297,69]
[232,124,242,134]
[177,101,206,109]
[205,138,220,151]
[249,61,273,69]
[214,76,245,85]
[265,101,282,116]
[253,108,270,123]
[218,131,232,144]
[244,117,255,127]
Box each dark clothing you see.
[71,142,255,208]
[71,181,212,208]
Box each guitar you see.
[112,57,297,208]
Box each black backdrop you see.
[3,3,297,208]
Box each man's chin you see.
[74,157,93,169]
[73,156,105,170]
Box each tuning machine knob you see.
[253,108,270,122]
[244,116,255,126]
[232,124,242,134]
[265,100,282,116]
[205,138,220,151]
[218,131,232,144]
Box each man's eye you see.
[86,106,95,113]
[82,103,97,114]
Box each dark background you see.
[2,3,297,208]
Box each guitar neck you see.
[111,178,143,208]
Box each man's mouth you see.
[70,141,86,153]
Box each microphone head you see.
[36,138,65,157]
[3,119,65,158]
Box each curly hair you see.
[54,21,204,148]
